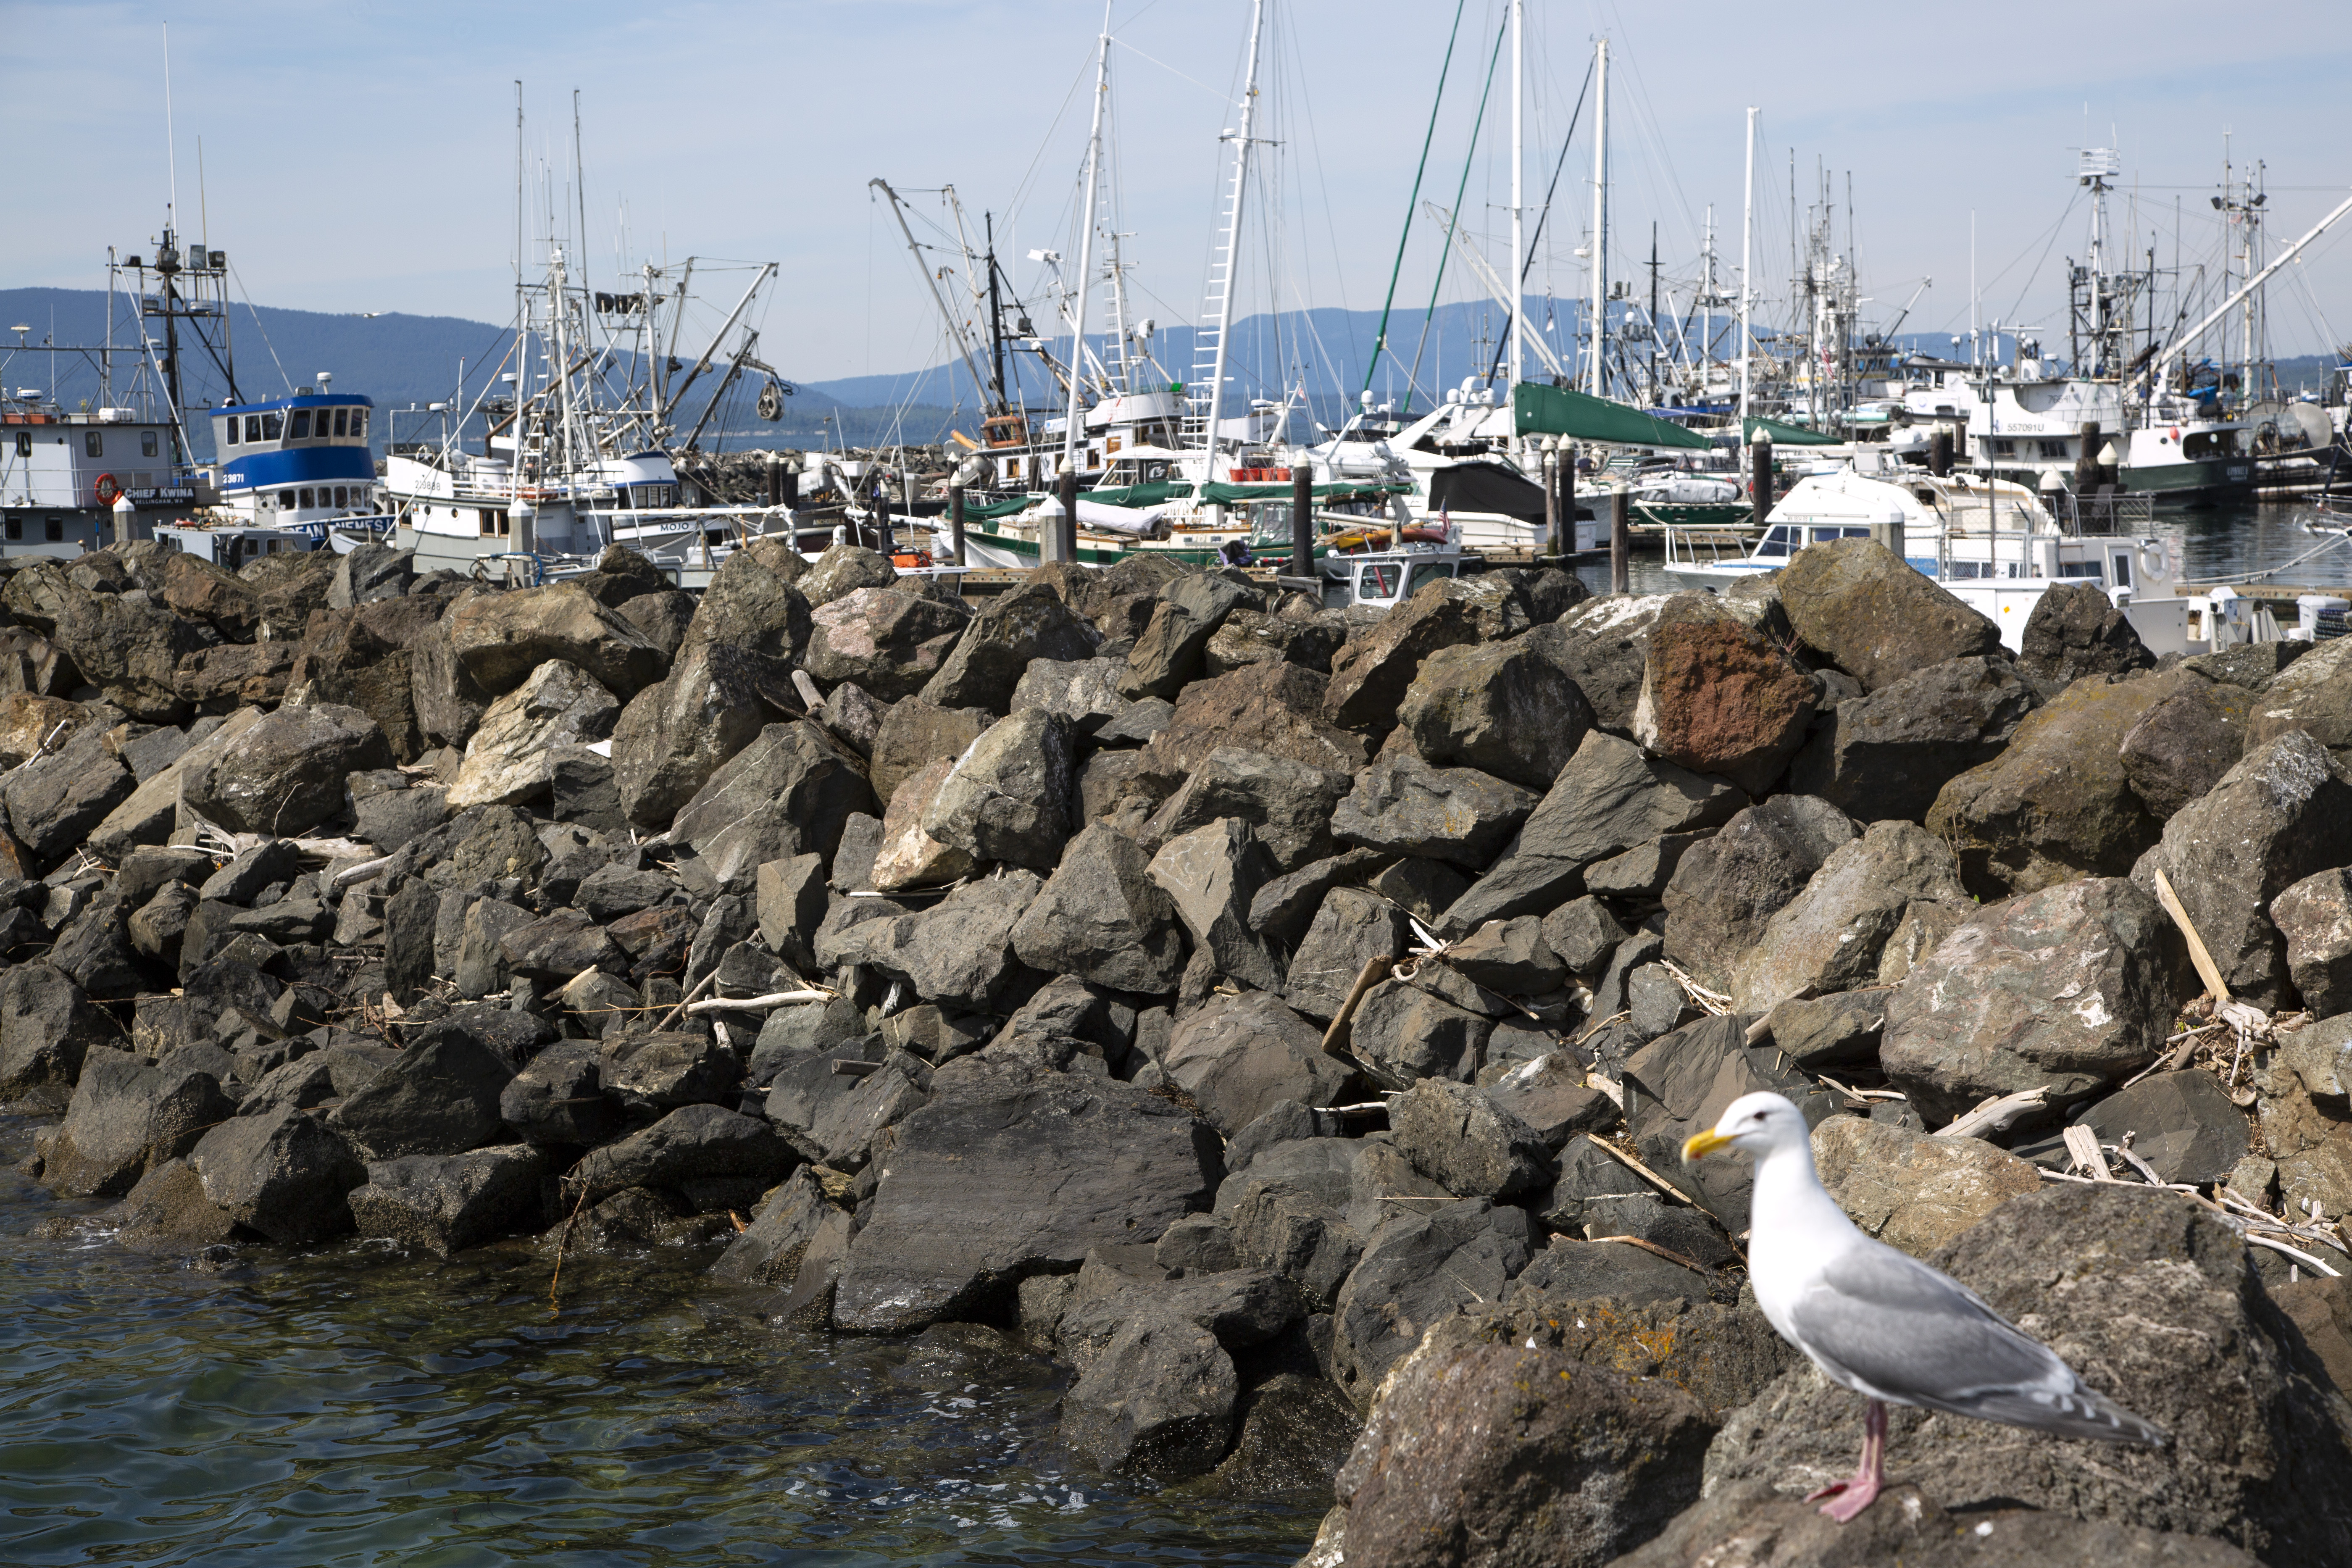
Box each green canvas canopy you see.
[1741,415,1841,446]
[1512,381,1711,450]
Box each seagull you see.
[1682,1091,2166,1522]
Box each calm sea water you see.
[0,1120,1324,1568]
[1580,496,2352,597]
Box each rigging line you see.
[1405,9,1510,413]
[1361,0,1470,402]
[1109,37,1239,106]
[1484,52,1595,385]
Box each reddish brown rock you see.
[1633,618,1814,795]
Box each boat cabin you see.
[0,403,189,557]
[207,390,379,530]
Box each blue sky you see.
[8,0,2352,386]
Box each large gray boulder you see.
[1729,820,1969,1013]
[2018,579,2158,687]
[1778,537,2004,690]
[609,642,783,831]
[1788,654,2040,823]
[1323,576,1537,731]
[1660,795,1856,994]
[1442,731,1745,932]
[182,702,394,837]
[2276,867,2352,1018]
[1880,876,2181,1123]
[804,586,970,700]
[1387,1078,1552,1199]
[671,720,875,889]
[329,1028,515,1160]
[1160,991,1352,1134]
[918,582,1098,712]
[2120,677,2256,821]
[1120,571,1255,699]
[41,1047,237,1197]
[1141,748,1350,873]
[2246,634,2352,763]
[831,1064,1223,1333]
[1285,887,1409,1021]
[0,963,113,1104]
[1331,755,1536,871]
[442,582,668,699]
[920,708,1073,871]
[1009,823,1189,993]
[1396,639,1594,792]
[1331,1199,1536,1406]
[190,1104,368,1244]
[2,734,134,866]
[2129,731,2352,1010]
[447,659,618,809]
[1147,818,1286,992]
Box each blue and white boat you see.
[189,374,392,558]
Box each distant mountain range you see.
[5,285,2336,458]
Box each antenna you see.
[163,22,179,223]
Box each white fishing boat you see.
[1661,458,2267,655]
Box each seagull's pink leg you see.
[1805,1398,1886,1523]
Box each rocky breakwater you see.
[6,541,2352,1560]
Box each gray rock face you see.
[804,587,969,699]
[0,963,112,1102]
[1331,755,1536,871]
[444,582,668,699]
[1349,978,1492,1089]
[2018,580,2159,687]
[1810,1114,2042,1259]
[184,702,394,837]
[1762,989,1887,1069]
[2246,634,2352,761]
[2276,867,2352,1018]
[329,1029,515,1160]
[1009,823,1188,992]
[1323,576,1537,731]
[1778,537,2005,690]
[1789,654,2039,823]
[1730,820,1968,1013]
[1133,661,1369,796]
[1660,795,1857,993]
[1120,571,1255,699]
[1880,876,2181,1123]
[1336,1335,1713,1568]
[1396,639,1594,792]
[447,660,618,810]
[3,737,134,865]
[1142,748,1350,874]
[1446,917,1566,995]
[867,698,996,808]
[1387,1079,1552,1198]
[1285,888,1408,1021]
[1543,896,1629,976]
[42,1047,237,1197]
[1148,818,1285,993]
[1621,1015,1830,1231]
[188,1103,368,1243]
[918,583,1099,712]
[1161,991,1352,1135]
[711,1166,845,1285]
[1008,657,1133,736]
[920,708,1073,871]
[672,720,876,891]
[797,542,902,608]
[609,641,781,830]
[2063,1070,2250,1187]
[832,1066,1222,1333]
[350,1145,547,1253]
[568,1103,802,1203]
[2120,678,2254,820]
[497,1039,619,1147]
[1443,731,1746,932]
[889,871,1042,1010]
[1058,1310,1240,1478]
[1331,1199,1536,1406]
[2130,731,2352,1010]
[1702,1184,2352,1563]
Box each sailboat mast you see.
[986,214,1008,413]
[1586,37,1607,397]
[1060,8,1112,484]
[1507,0,1524,399]
[1738,105,1755,420]
[1200,0,1268,478]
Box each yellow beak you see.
[1681,1129,1734,1164]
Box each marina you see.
[8,5,2352,1567]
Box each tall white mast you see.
[1197,0,1268,479]
[1060,6,1113,484]
[1507,0,1524,399]
[1738,105,1756,418]
[1586,38,1608,397]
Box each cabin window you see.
[45,518,62,542]
[2111,552,2133,588]
[332,486,347,508]
[289,410,312,440]
[334,409,350,437]
[350,409,366,439]
[84,432,103,457]
[298,488,314,509]
[280,490,296,510]
[218,420,236,449]
[2057,560,2104,580]
[246,416,263,443]
[3,519,16,539]
[1754,526,1791,558]
[12,433,27,456]
[1990,439,2015,457]
[260,413,282,440]
[141,430,158,458]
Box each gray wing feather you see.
[1787,1240,2166,1445]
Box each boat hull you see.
[2120,456,2255,500]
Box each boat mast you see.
[1059,5,1112,485]
[1586,37,1607,397]
[986,214,1009,413]
[1195,0,1267,479]
[1738,105,1755,420]
[1507,0,1523,403]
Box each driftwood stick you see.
[1320,954,1391,1057]
[2062,1124,2112,1180]
[655,968,722,1031]
[683,989,833,1015]
[329,855,395,890]
[1935,1086,2050,1140]
[2152,866,2233,1003]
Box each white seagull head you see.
[1682,1091,1809,1164]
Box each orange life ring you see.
[92,473,121,505]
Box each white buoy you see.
[111,491,137,547]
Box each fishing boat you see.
[1660,457,2267,655]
